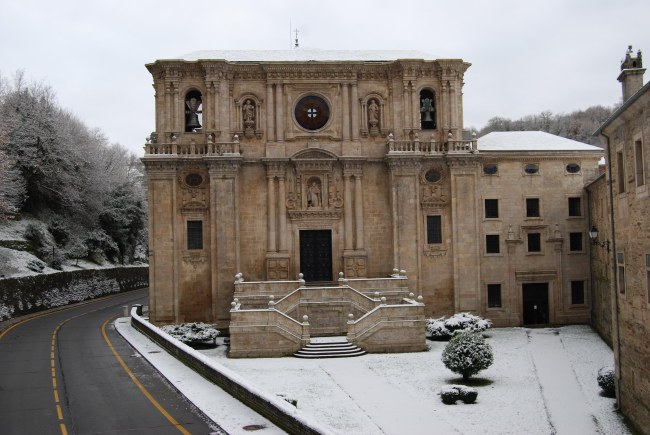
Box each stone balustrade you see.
[386,132,477,154]
[144,134,240,156]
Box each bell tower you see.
[618,45,645,102]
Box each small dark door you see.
[522,283,549,325]
[299,230,333,282]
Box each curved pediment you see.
[290,148,339,161]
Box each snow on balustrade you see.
[386,132,477,154]
[144,135,241,156]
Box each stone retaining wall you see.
[0,266,148,321]
[130,308,332,435]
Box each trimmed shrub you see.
[161,322,220,348]
[439,386,460,404]
[427,312,492,340]
[439,385,478,405]
[442,332,494,380]
[597,366,615,397]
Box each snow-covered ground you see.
[187,325,628,435]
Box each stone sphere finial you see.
[302,315,309,323]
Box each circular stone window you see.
[424,169,442,183]
[524,163,539,174]
[294,95,330,131]
[185,173,203,187]
[566,163,581,173]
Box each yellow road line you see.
[101,317,190,435]
[0,290,145,435]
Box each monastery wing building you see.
[142,49,603,355]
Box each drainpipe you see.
[602,131,622,411]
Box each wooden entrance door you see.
[299,230,333,282]
[522,283,549,325]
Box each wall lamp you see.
[588,226,610,253]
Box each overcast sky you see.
[1,0,648,156]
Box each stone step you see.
[294,340,366,359]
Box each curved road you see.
[0,288,220,434]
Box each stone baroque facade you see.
[592,46,650,434]
[142,49,603,353]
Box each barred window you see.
[427,216,442,244]
[487,284,502,308]
[526,198,540,217]
[569,232,583,252]
[528,233,541,252]
[486,234,500,254]
[484,199,499,219]
[571,280,585,304]
[187,220,203,250]
[568,197,582,217]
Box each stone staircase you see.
[294,337,366,359]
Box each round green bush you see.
[597,366,615,398]
[441,332,494,380]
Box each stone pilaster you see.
[449,157,481,311]
[207,158,241,326]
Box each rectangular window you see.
[527,232,541,252]
[569,232,583,252]
[571,280,585,305]
[617,151,625,193]
[484,199,499,219]
[617,252,626,294]
[635,140,645,187]
[568,197,582,217]
[187,220,203,250]
[487,284,502,308]
[486,234,500,254]
[426,215,442,244]
[526,198,540,217]
[646,254,650,303]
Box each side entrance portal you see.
[299,230,333,282]
[522,283,549,325]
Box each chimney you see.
[617,45,645,101]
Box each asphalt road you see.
[0,288,220,435]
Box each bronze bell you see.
[421,98,434,123]
[185,97,202,131]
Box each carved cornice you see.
[147,58,469,85]
[207,158,242,175]
[386,157,422,173]
[288,209,342,221]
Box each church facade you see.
[142,50,602,338]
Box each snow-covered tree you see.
[441,332,494,381]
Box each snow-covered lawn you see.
[200,325,628,434]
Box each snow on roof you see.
[172,48,437,62]
[478,131,603,152]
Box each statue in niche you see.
[307,180,322,208]
[242,99,255,139]
[367,99,380,136]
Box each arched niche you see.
[360,93,387,138]
[419,88,436,130]
[184,89,203,132]
[235,94,263,139]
